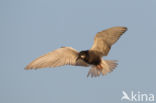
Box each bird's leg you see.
[96,64,103,70]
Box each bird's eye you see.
[80,55,85,59]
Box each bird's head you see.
[77,50,89,61]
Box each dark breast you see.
[84,51,101,65]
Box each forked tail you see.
[87,60,118,77]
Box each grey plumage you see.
[25,26,127,77]
[91,27,127,56]
[25,47,88,69]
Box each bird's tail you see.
[87,60,118,77]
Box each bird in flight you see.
[25,26,127,77]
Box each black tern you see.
[25,26,127,77]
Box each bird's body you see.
[78,50,101,65]
[25,26,127,77]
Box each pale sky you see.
[0,0,156,103]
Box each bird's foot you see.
[96,64,103,70]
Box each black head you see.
[77,50,89,61]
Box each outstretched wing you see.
[25,47,89,70]
[90,26,127,56]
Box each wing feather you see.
[25,47,88,70]
[91,26,127,56]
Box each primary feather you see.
[91,26,127,56]
[25,47,88,70]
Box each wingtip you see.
[24,65,34,70]
[24,66,31,70]
[124,27,128,31]
[121,26,128,33]
[122,26,128,31]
